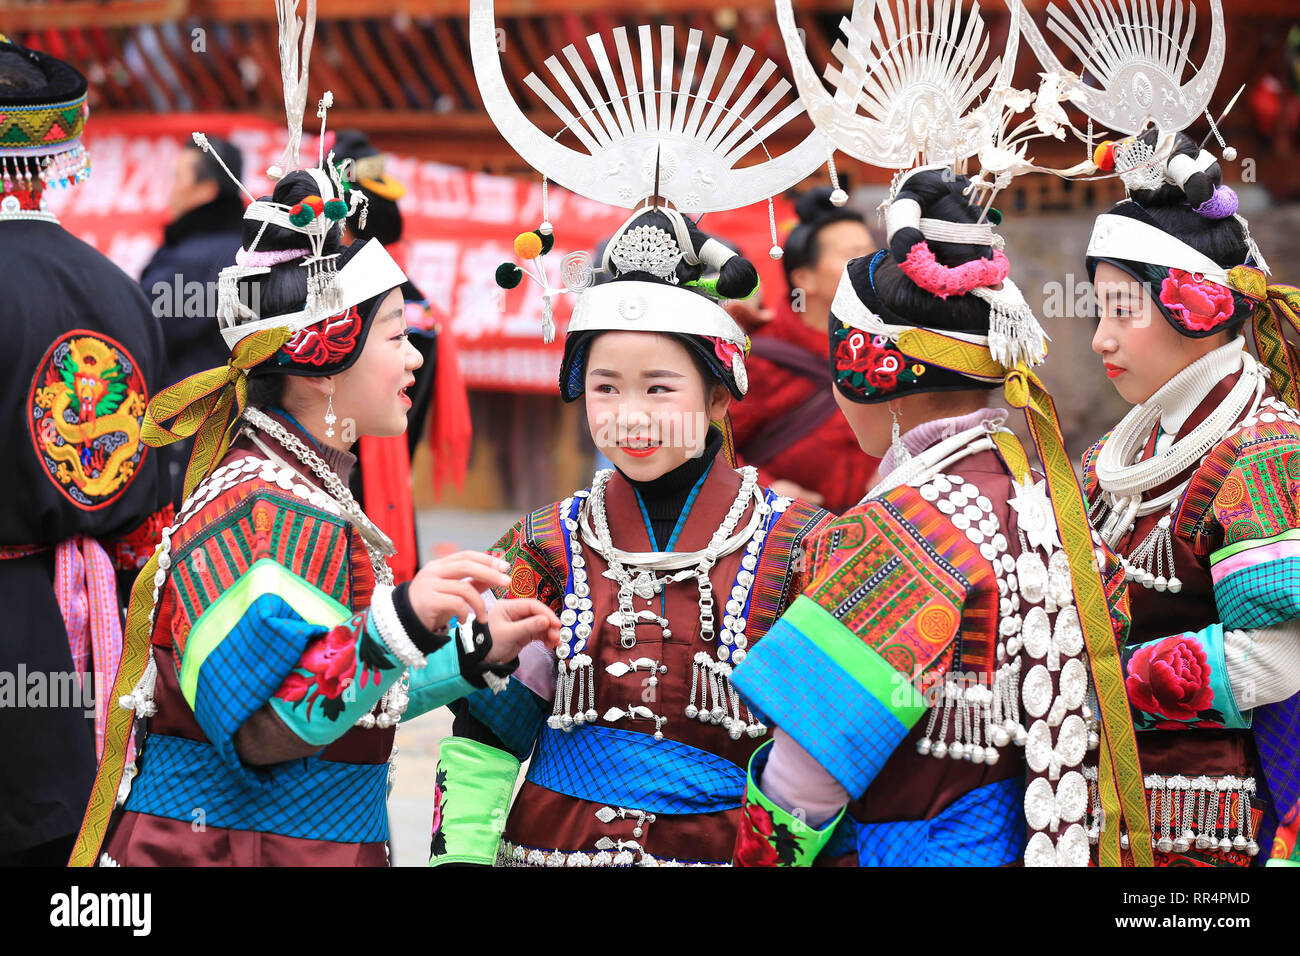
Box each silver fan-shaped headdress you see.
[1015,0,1266,272]
[471,0,825,371]
[1013,0,1225,138]
[470,0,825,214]
[777,0,1024,172]
[777,0,1061,369]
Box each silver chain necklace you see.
[585,466,760,648]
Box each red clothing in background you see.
[730,302,878,514]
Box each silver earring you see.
[324,391,337,438]
[890,405,910,465]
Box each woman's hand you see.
[769,479,825,507]
[407,550,511,633]
[485,599,562,663]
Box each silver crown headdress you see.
[470,0,827,354]
[777,0,1061,367]
[1012,1,1240,194]
[1015,0,1267,271]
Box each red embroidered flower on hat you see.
[713,337,743,367]
[1158,269,1236,332]
[834,330,874,375]
[1125,635,1214,722]
[282,306,364,367]
[865,347,903,391]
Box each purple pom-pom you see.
[1194,185,1239,220]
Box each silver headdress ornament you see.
[777,0,1057,368]
[192,0,396,350]
[1014,0,1266,271]
[1011,0,1231,187]
[267,0,317,181]
[1013,0,1225,139]
[470,0,824,362]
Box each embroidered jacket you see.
[103,412,474,866]
[435,462,831,867]
[732,444,1131,866]
[2,218,170,854]
[1083,374,1300,867]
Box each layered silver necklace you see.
[1090,346,1269,592]
[547,465,774,740]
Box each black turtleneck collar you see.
[164,194,245,247]
[622,426,724,550]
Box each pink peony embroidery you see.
[274,625,359,719]
[1126,635,1214,722]
[1158,269,1236,332]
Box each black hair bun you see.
[1127,130,1222,209]
[715,255,758,299]
[795,186,845,225]
[888,169,991,267]
[240,170,343,256]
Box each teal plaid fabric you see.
[527,724,748,815]
[125,732,390,843]
[465,677,548,761]
[823,777,1023,866]
[190,592,321,785]
[1215,556,1300,629]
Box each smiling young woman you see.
[1081,131,1300,867]
[70,159,558,867]
[430,205,834,869]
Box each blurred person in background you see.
[728,187,878,513]
[140,134,245,509]
[0,37,169,865]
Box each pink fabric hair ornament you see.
[1159,269,1237,332]
[898,243,1010,299]
[713,337,743,365]
[235,246,312,268]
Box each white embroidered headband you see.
[218,238,407,349]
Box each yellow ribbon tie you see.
[897,327,1153,866]
[141,327,291,500]
[68,326,289,867]
[1245,280,1300,411]
[68,547,161,866]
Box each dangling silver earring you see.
[890,404,910,465]
[324,388,337,438]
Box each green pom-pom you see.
[495,263,523,289]
[987,208,1003,226]
[324,198,349,221]
[289,203,315,227]
[535,229,555,255]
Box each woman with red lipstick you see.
[69,43,559,864]
[430,203,834,867]
[717,0,1162,867]
[1082,129,1300,866]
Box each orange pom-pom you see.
[303,195,325,216]
[1093,141,1116,172]
[514,231,544,260]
